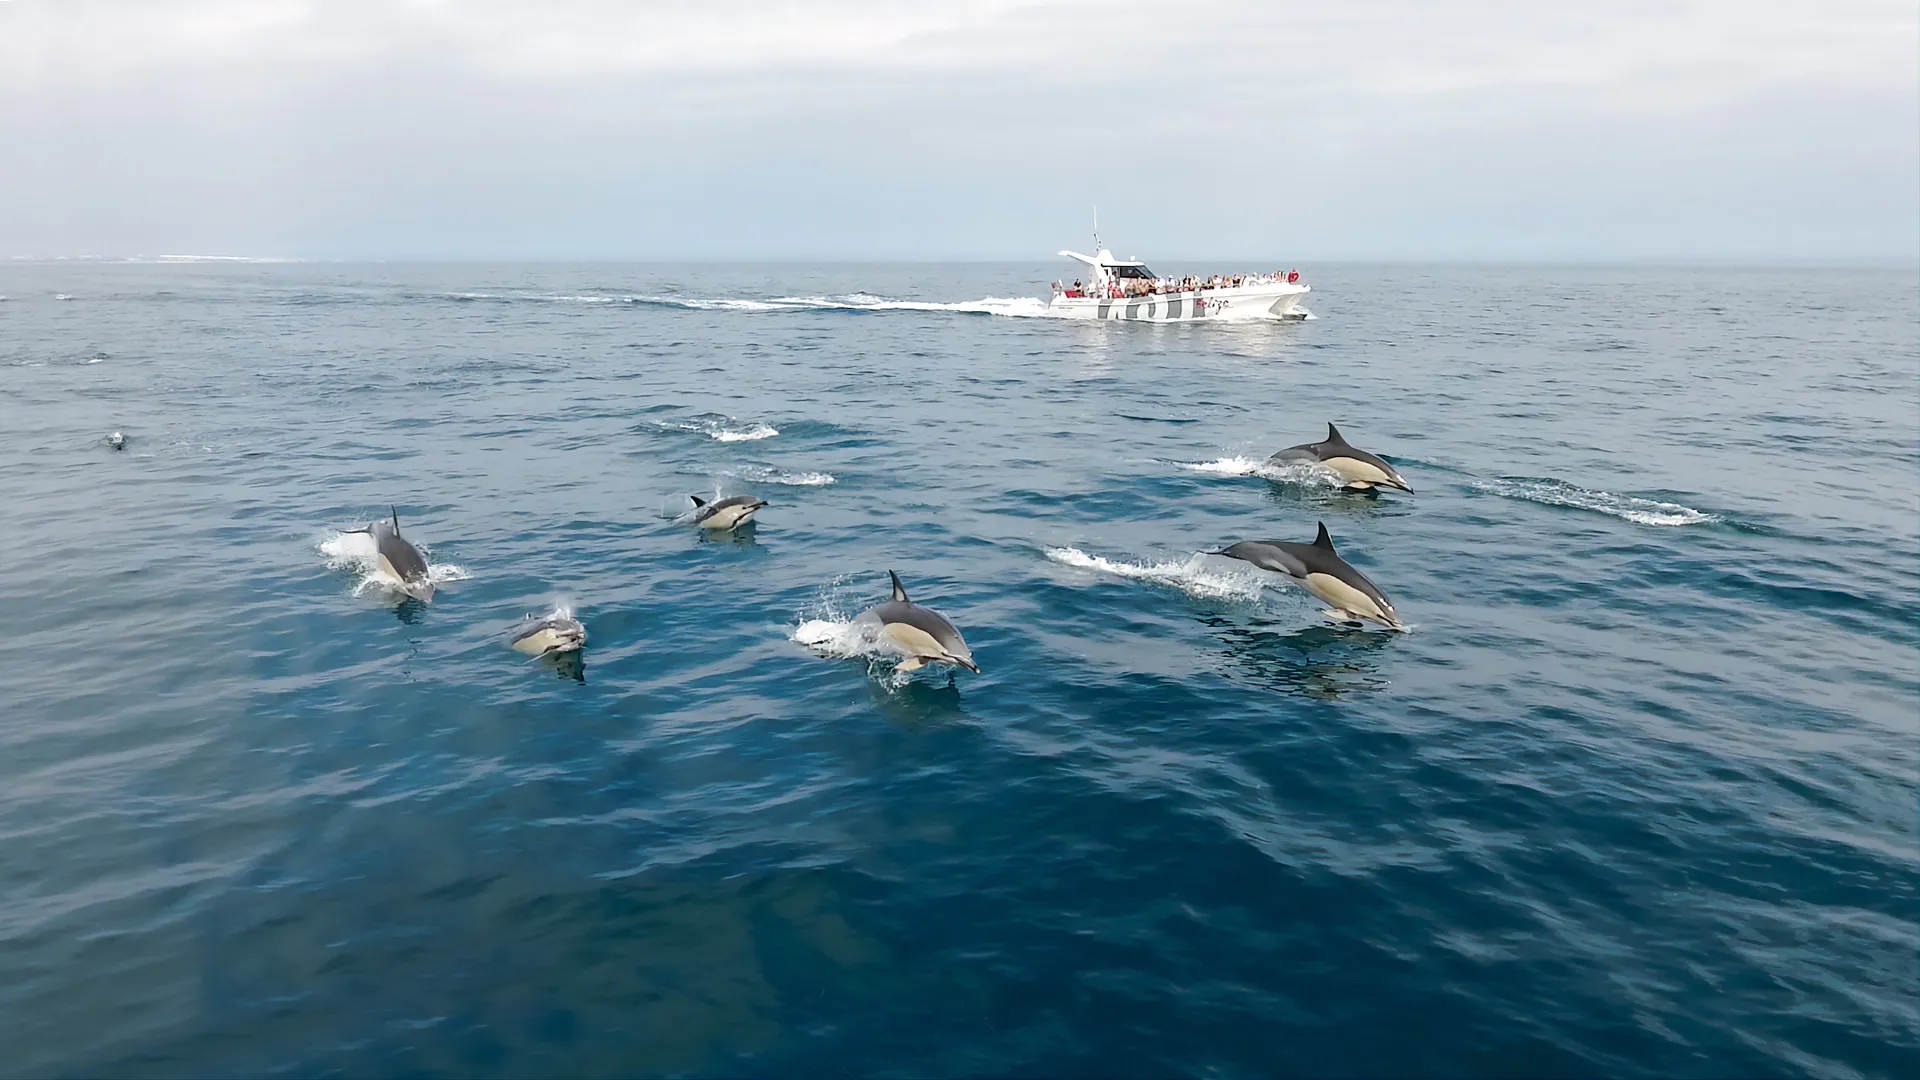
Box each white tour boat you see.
[1047,233,1311,322]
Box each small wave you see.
[725,465,835,486]
[318,529,471,596]
[1178,457,1339,486]
[1471,478,1717,526]
[1046,547,1269,602]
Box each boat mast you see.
[1090,206,1109,295]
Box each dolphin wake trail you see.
[1045,547,1276,603]
[1469,477,1719,526]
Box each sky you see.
[1,0,1915,261]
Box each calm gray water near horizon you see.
[2,262,1915,1078]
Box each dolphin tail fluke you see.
[1313,521,1335,549]
[889,570,909,603]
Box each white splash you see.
[1178,457,1337,485]
[789,583,930,684]
[1471,478,1717,526]
[662,415,779,442]
[318,528,472,596]
[1045,546,1271,602]
[725,465,835,486]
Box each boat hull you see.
[1047,283,1310,322]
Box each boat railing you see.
[1053,270,1303,301]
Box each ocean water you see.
[1,261,1914,1078]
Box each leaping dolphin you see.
[351,506,435,601]
[854,571,980,673]
[511,608,587,656]
[1268,423,1413,492]
[1215,522,1405,629]
[687,493,768,531]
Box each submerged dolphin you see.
[687,493,768,531]
[350,507,434,601]
[1268,423,1413,492]
[854,571,980,673]
[511,609,587,656]
[1216,522,1405,629]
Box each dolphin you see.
[1215,522,1405,629]
[1268,423,1413,492]
[350,506,435,601]
[687,493,768,531]
[106,431,127,451]
[511,608,587,656]
[854,571,980,673]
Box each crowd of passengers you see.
[1055,270,1300,300]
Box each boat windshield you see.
[1108,264,1157,279]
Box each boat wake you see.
[1471,478,1718,526]
[497,291,1055,318]
[318,530,472,596]
[631,293,1052,318]
[1045,547,1271,602]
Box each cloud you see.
[0,0,1912,259]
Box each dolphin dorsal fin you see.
[390,505,400,534]
[1314,521,1335,549]
[689,494,707,507]
[1326,423,1345,444]
[889,570,910,603]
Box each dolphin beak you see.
[959,659,981,673]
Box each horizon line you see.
[9,254,1918,269]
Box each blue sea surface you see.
[1,262,1915,1078]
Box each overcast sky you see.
[2,0,1914,261]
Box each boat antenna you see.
[1092,205,1101,254]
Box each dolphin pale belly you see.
[853,571,979,673]
[350,507,435,601]
[1217,522,1404,629]
[687,494,767,531]
[511,610,587,656]
[1268,423,1413,492]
